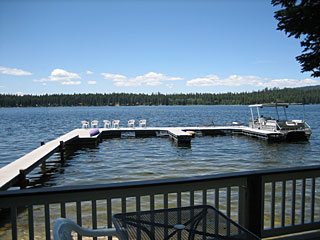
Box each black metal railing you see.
[0,165,320,240]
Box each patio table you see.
[112,205,260,240]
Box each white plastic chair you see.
[128,119,135,128]
[112,120,120,128]
[103,120,111,128]
[81,121,89,128]
[53,218,118,240]
[91,120,99,128]
[139,119,147,128]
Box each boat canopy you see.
[249,103,303,108]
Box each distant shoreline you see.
[1,86,320,107]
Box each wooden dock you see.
[0,125,283,191]
[0,129,94,190]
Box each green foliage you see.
[272,0,320,77]
[0,87,320,107]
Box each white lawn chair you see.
[91,120,99,128]
[81,121,89,128]
[53,218,118,240]
[139,119,147,128]
[128,119,135,128]
[112,120,120,128]
[103,120,111,128]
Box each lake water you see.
[1,105,319,189]
[1,105,320,239]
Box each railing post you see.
[19,169,29,189]
[246,174,263,237]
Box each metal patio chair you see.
[53,218,118,240]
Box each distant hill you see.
[297,85,320,90]
[1,86,320,107]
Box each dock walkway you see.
[0,125,281,190]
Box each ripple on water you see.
[0,105,319,187]
[1,106,320,240]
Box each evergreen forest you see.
[1,86,320,107]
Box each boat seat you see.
[292,120,304,124]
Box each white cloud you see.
[262,78,319,88]
[33,68,82,85]
[114,81,140,87]
[187,75,262,87]
[61,81,81,85]
[88,81,96,85]
[42,83,47,86]
[101,73,127,80]
[0,66,32,76]
[16,92,24,96]
[86,70,93,75]
[166,83,174,89]
[186,74,320,89]
[33,78,48,83]
[101,72,183,87]
[49,69,81,82]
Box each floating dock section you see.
[0,125,285,191]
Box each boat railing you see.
[276,121,283,130]
[276,120,312,131]
[0,165,320,240]
[305,121,311,131]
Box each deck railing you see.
[0,165,320,240]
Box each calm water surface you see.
[0,105,319,188]
[1,105,320,239]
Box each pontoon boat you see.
[248,103,311,141]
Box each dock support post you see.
[40,141,47,172]
[59,141,65,162]
[41,162,46,172]
[19,169,29,189]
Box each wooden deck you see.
[0,125,284,191]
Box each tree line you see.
[0,87,320,107]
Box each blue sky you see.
[0,0,319,95]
